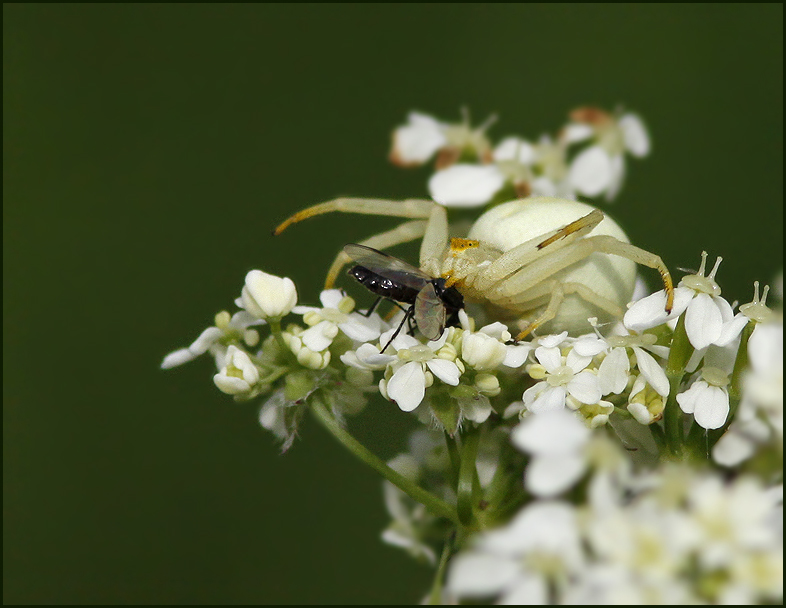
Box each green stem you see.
[268,318,292,358]
[664,314,693,456]
[310,400,460,526]
[457,425,481,528]
[708,322,754,448]
[444,431,461,489]
[649,422,667,453]
[427,533,455,605]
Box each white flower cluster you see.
[446,423,783,604]
[389,106,650,207]
[163,108,783,605]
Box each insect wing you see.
[414,283,446,341]
[343,244,431,291]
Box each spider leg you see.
[487,234,673,313]
[474,209,604,292]
[325,219,428,288]
[418,205,449,277]
[512,280,624,340]
[273,197,436,236]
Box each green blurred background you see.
[4,4,782,604]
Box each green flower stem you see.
[664,314,694,455]
[268,318,292,358]
[427,533,455,605]
[728,322,753,405]
[310,400,461,526]
[457,425,481,528]
[707,322,754,447]
[443,431,461,489]
[649,422,667,452]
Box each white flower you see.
[445,501,584,604]
[389,109,494,168]
[389,112,448,166]
[712,413,771,467]
[742,318,783,436]
[512,409,590,497]
[676,366,731,429]
[427,164,506,208]
[293,289,384,343]
[213,345,260,396]
[240,269,298,320]
[625,251,739,350]
[523,339,602,413]
[685,475,782,570]
[461,327,508,370]
[574,326,670,399]
[161,310,264,369]
[379,333,461,412]
[565,108,649,201]
[281,324,333,370]
[493,136,536,165]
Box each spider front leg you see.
[273,197,436,235]
[487,234,673,314]
[273,197,448,288]
[324,219,428,288]
[508,280,626,340]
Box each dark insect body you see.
[344,244,464,352]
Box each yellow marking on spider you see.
[443,273,463,289]
[537,209,603,250]
[449,238,480,253]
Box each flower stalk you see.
[310,399,461,526]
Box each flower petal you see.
[568,146,611,197]
[390,112,447,165]
[604,153,625,201]
[624,286,693,331]
[493,137,535,164]
[338,313,382,342]
[534,346,562,372]
[619,113,650,157]
[511,408,590,456]
[446,552,520,597]
[503,344,532,368]
[597,347,630,395]
[685,293,723,350]
[526,454,587,497]
[562,123,594,144]
[161,348,197,369]
[387,361,426,412]
[301,320,338,352]
[528,385,567,413]
[567,371,602,404]
[632,346,669,397]
[426,359,461,386]
[693,385,730,429]
[428,164,506,208]
[319,289,344,309]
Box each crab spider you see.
[274,196,673,337]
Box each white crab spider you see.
[273,196,673,337]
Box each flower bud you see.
[461,332,507,371]
[241,270,298,320]
[213,345,260,395]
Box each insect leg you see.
[362,296,383,318]
[381,306,415,353]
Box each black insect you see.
[344,244,465,352]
